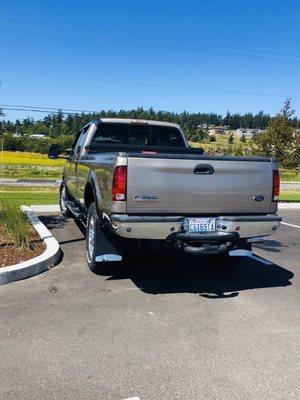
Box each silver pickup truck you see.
[48,118,281,272]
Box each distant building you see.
[29,134,47,139]
[250,129,263,136]
[214,125,228,135]
[198,123,216,130]
[13,132,22,138]
[234,128,263,138]
[198,124,229,135]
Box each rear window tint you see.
[91,123,185,147]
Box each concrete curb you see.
[0,178,61,187]
[0,206,61,285]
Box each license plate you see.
[188,218,216,233]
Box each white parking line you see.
[123,397,140,400]
[281,222,300,229]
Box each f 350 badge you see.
[134,194,158,202]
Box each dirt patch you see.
[0,226,46,267]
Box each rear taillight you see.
[112,166,127,201]
[272,170,280,201]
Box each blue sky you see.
[1,0,300,121]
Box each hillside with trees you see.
[1,107,299,139]
[0,103,299,168]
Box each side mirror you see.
[48,144,61,159]
[65,148,74,157]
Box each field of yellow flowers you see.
[0,151,65,179]
[2,151,66,166]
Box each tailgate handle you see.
[194,164,214,175]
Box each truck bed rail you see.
[85,143,204,155]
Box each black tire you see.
[86,202,121,274]
[59,182,73,218]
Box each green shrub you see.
[2,134,74,154]
[240,134,246,143]
[0,200,30,248]
[228,135,234,144]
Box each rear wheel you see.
[59,183,73,218]
[86,202,123,274]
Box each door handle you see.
[194,164,214,174]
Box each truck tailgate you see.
[127,155,273,214]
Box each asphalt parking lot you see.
[0,210,299,400]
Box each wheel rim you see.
[87,215,95,263]
[60,186,67,213]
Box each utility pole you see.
[1,138,3,178]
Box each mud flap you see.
[229,249,273,265]
[95,225,123,263]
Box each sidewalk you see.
[280,182,300,191]
[0,178,61,187]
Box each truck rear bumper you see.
[110,214,282,240]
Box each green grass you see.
[190,140,230,150]
[280,191,300,202]
[1,165,63,179]
[280,170,300,182]
[0,186,59,207]
[190,133,251,148]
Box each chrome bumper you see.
[110,214,282,240]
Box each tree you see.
[228,134,234,144]
[209,135,216,142]
[280,98,294,118]
[197,126,209,141]
[52,110,64,136]
[1,105,299,149]
[240,134,246,143]
[251,99,299,168]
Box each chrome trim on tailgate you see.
[219,215,282,222]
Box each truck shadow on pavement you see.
[41,215,294,299]
[108,254,294,299]
[254,239,289,253]
[39,215,67,230]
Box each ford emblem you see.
[253,195,264,202]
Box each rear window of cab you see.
[91,123,185,147]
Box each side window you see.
[74,125,90,156]
[71,131,81,151]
